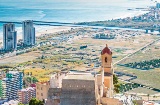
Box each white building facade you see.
[22,20,35,46]
[3,23,17,51]
[1,71,23,100]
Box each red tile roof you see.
[30,84,36,87]
[101,44,112,55]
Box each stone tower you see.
[100,44,113,97]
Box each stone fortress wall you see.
[60,79,96,105]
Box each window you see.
[41,93,43,96]
[105,57,108,63]
[37,92,39,95]
[41,87,43,90]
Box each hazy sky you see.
[0,0,156,2]
[0,0,158,5]
[0,0,160,3]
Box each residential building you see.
[94,33,115,39]
[0,99,8,105]
[0,80,6,100]
[18,87,36,104]
[3,23,17,51]
[156,3,160,8]
[1,100,19,105]
[36,82,50,101]
[0,71,5,79]
[22,20,35,46]
[1,71,23,100]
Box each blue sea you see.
[0,0,156,37]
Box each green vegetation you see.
[26,77,39,84]
[132,100,138,105]
[0,65,13,69]
[18,61,33,67]
[18,103,24,105]
[123,59,160,70]
[38,46,51,51]
[114,48,124,53]
[113,74,120,93]
[120,83,139,93]
[115,65,160,89]
[29,98,44,105]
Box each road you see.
[113,37,160,66]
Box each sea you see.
[0,0,156,38]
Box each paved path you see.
[113,38,160,66]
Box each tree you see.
[132,100,138,105]
[32,77,39,83]
[29,98,44,105]
[18,103,24,105]
[113,74,120,93]
[27,77,32,83]
[23,80,26,88]
[113,74,118,85]
[114,84,120,93]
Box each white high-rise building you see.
[0,71,23,100]
[3,23,17,51]
[156,3,160,8]
[22,20,35,46]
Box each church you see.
[46,44,122,105]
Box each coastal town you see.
[0,2,160,105]
[77,2,160,32]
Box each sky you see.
[0,0,152,2]
[0,0,157,5]
[0,0,159,4]
[0,0,159,3]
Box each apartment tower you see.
[18,87,36,104]
[0,71,23,100]
[22,20,35,46]
[3,23,17,51]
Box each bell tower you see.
[101,44,113,97]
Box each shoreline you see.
[0,26,73,47]
[1,24,159,48]
[75,6,160,32]
[0,6,156,46]
[113,10,150,20]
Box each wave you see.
[113,10,149,19]
[38,10,46,19]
